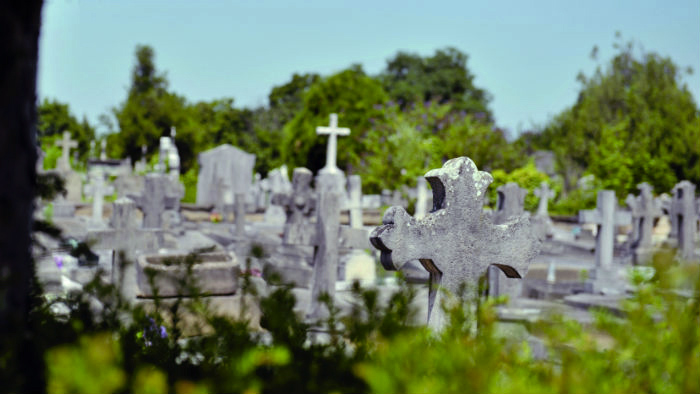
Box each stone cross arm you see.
[578,209,631,226]
[369,157,541,329]
[316,113,350,136]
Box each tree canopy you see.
[529,39,700,197]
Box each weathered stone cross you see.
[534,182,555,217]
[129,173,172,228]
[370,157,541,331]
[625,182,661,250]
[670,181,697,260]
[272,167,317,244]
[316,113,350,175]
[493,182,528,224]
[55,131,78,172]
[83,168,114,223]
[579,190,631,270]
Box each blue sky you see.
[38,0,699,136]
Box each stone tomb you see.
[370,157,541,331]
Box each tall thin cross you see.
[84,169,114,223]
[579,190,631,269]
[316,113,350,175]
[534,182,555,217]
[55,131,78,172]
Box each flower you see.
[54,255,64,269]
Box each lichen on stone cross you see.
[370,157,541,331]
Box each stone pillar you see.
[308,191,340,319]
[234,193,246,236]
[348,175,363,228]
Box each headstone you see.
[55,131,78,173]
[493,182,528,225]
[196,144,256,211]
[83,168,114,226]
[130,173,168,228]
[414,176,429,219]
[347,175,363,228]
[274,168,316,244]
[370,157,541,331]
[534,182,555,217]
[670,181,697,260]
[579,190,632,292]
[625,182,662,263]
[532,181,555,240]
[308,191,341,319]
[86,197,163,294]
[316,114,349,208]
[264,166,291,225]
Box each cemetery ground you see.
[20,152,700,394]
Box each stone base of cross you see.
[370,157,541,331]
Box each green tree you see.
[379,47,492,119]
[37,98,95,164]
[535,38,700,197]
[361,101,520,193]
[110,45,190,170]
[281,65,388,174]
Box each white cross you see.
[84,169,114,223]
[316,113,350,174]
[55,131,78,172]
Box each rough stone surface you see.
[308,192,341,319]
[196,144,256,207]
[493,182,528,225]
[273,167,316,244]
[348,175,363,228]
[370,157,541,331]
[671,180,698,260]
[625,182,662,262]
[579,190,631,271]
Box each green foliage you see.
[379,47,492,119]
[37,98,96,165]
[362,102,520,193]
[180,166,198,203]
[533,37,700,196]
[485,161,551,211]
[281,65,389,174]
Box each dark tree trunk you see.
[0,0,44,391]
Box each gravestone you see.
[55,131,78,173]
[532,182,555,240]
[87,197,163,296]
[264,166,291,225]
[625,182,662,263]
[670,181,697,260]
[196,144,256,210]
[308,191,341,319]
[315,114,349,207]
[83,168,114,226]
[100,139,107,160]
[579,190,632,292]
[130,174,169,228]
[493,182,528,225]
[347,175,363,228]
[273,168,316,244]
[370,157,541,331]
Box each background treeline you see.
[38,37,700,211]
